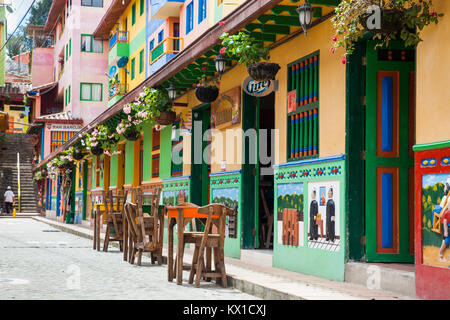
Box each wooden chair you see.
[103,189,127,252]
[124,187,165,266]
[188,203,236,288]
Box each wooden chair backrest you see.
[197,203,236,248]
[124,202,142,243]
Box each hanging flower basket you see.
[155,110,177,125]
[195,85,219,103]
[123,127,141,141]
[73,148,85,160]
[90,145,104,156]
[247,62,281,81]
[360,8,406,34]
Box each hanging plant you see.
[195,66,220,103]
[220,29,280,81]
[331,0,444,58]
[143,86,175,125]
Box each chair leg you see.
[137,249,142,266]
[128,237,133,263]
[213,248,221,286]
[157,248,163,265]
[195,249,205,288]
[206,247,212,282]
[219,248,227,288]
[151,252,156,265]
[131,248,136,265]
[103,225,110,252]
[189,245,199,284]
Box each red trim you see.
[376,71,399,158]
[376,166,399,254]
[415,147,450,300]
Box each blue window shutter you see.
[186,2,193,34]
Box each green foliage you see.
[220,31,270,67]
[212,196,239,209]
[331,0,444,57]
[277,193,304,215]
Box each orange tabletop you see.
[166,206,218,219]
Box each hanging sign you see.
[47,123,82,132]
[243,77,276,97]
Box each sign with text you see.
[47,123,82,132]
[211,86,241,130]
[243,77,275,97]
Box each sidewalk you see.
[32,216,416,300]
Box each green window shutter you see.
[69,39,71,56]
[65,89,67,106]
[68,85,71,103]
[139,49,144,74]
[131,58,135,80]
[140,0,144,16]
[132,3,136,25]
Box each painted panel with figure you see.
[212,187,238,238]
[307,181,340,252]
[421,173,450,268]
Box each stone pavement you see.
[0,218,258,300]
[30,216,417,300]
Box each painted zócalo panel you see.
[273,155,346,281]
[414,143,450,299]
[162,176,191,205]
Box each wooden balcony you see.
[109,30,129,49]
[150,37,184,65]
[109,83,128,100]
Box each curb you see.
[32,216,303,300]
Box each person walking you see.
[4,186,15,215]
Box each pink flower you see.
[330,47,336,54]
[128,115,132,122]
[341,58,347,65]
[202,66,207,71]
[219,21,225,26]
[123,105,132,114]
[431,11,437,16]
[220,47,226,55]
[197,83,201,87]
[332,36,337,42]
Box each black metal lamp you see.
[214,54,227,78]
[168,83,177,101]
[297,1,314,37]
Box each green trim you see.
[131,58,135,80]
[80,83,103,101]
[413,140,450,152]
[345,40,366,262]
[69,38,71,56]
[140,0,144,16]
[139,49,144,74]
[81,34,103,53]
[132,2,136,25]
[82,160,88,220]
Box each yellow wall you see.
[416,0,450,144]
[3,104,28,132]
[177,18,346,175]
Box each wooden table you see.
[166,205,218,285]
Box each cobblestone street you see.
[0,219,258,300]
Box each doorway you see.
[191,104,211,206]
[242,92,275,250]
[364,41,415,262]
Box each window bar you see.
[303,111,308,155]
[313,108,318,155]
[308,109,313,156]
[291,65,295,93]
[314,55,319,102]
[309,57,313,104]
[299,112,304,158]
[295,113,299,158]
[299,61,304,107]
[290,115,295,159]
[295,63,299,107]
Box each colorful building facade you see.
[34,0,450,299]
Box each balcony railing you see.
[109,83,128,100]
[150,37,184,65]
[58,65,64,80]
[109,31,129,49]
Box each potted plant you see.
[220,30,280,81]
[195,66,219,103]
[331,0,443,57]
[143,87,175,125]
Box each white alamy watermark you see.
[172,121,279,176]
[66,264,81,290]
[366,265,381,290]
[366,5,382,30]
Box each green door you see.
[191,104,211,206]
[365,41,415,262]
[241,92,259,249]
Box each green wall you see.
[110,145,118,188]
[125,140,134,185]
[142,123,153,182]
[160,125,172,179]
